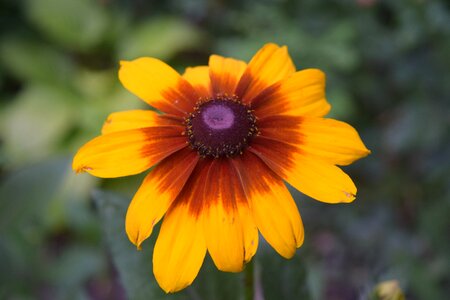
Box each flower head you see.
[73,43,370,293]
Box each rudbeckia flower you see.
[73,43,370,293]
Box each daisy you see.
[73,43,370,293]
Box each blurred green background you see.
[0,0,449,299]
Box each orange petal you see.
[209,55,247,96]
[252,69,331,118]
[232,152,304,258]
[171,159,214,216]
[249,136,358,203]
[125,148,199,249]
[119,58,198,116]
[182,66,212,99]
[202,159,258,271]
[236,43,296,104]
[101,110,183,135]
[258,116,370,166]
[170,158,258,271]
[72,127,186,178]
[257,115,305,146]
[153,202,206,293]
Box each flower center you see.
[185,95,258,158]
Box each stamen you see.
[185,95,258,158]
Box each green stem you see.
[244,259,254,300]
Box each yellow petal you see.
[288,155,358,203]
[182,66,212,99]
[232,152,304,258]
[239,204,259,263]
[101,110,183,135]
[119,58,198,116]
[153,203,206,293]
[257,116,371,166]
[209,55,247,96]
[201,159,258,272]
[72,127,186,178]
[125,148,199,248]
[298,118,371,165]
[250,137,359,203]
[203,202,246,271]
[253,69,331,118]
[236,43,296,104]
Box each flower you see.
[373,280,405,300]
[73,43,370,293]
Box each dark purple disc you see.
[186,98,258,158]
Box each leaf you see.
[116,17,203,61]
[93,190,244,300]
[47,246,106,291]
[0,157,69,233]
[0,35,74,85]
[0,157,106,298]
[93,190,186,300]
[193,256,244,300]
[0,85,75,165]
[25,0,110,51]
[257,242,311,300]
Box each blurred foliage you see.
[0,0,449,299]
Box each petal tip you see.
[163,286,183,294]
[215,260,245,273]
[263,42,280,48]
[295,233,305,248]
[100,115,115,134]
[322,101,332,115]
[209,54,219,60]
[119,60,130,67]
[126,226,151,250]
[72,162,92,174]
[343,190,356,203]
[129,235,144,250]
[281,248,297,259]
[156,276,191,294]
